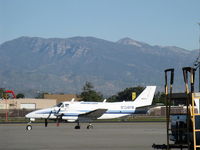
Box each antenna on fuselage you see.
[71,98,75,103]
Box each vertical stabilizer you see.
[132,86,156,108]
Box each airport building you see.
[0,93,81,110]
[0,98,57,110]
[43,93,81,103]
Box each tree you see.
[0,88,5,99]
[108,86,144,102]
[83,81,94,91]
[79,81,103,102]
[152,92,166,105]
[35,92,48,99]
[0,88,9,99]
[16,93,25,98]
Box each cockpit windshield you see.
[55,103,69,108]
[56,103,63,107]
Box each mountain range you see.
[0,36,198,97]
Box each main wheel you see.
[87,124,93,129]
[26,125,32,130]
[74,125,80,129]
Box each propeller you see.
[45,119,48,127]
[55,108,62,127]
[56,114,64,127]
[45,110,52,127]
[45,105,64,127]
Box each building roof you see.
[43,94,81,103]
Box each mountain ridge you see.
[0,36,197,97]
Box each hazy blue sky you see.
[0,0,200,50]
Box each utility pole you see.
[194,23,200,92]
[198,23,200,92]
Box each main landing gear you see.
[74,122,93,129]
[74,122,80,129]
[87,123,93,129]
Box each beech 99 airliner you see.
[25,86,156,130]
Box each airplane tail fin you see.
[132,86,156,108]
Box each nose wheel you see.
[26,120,32,130]
[26,124,32,130]
[26,122,32,131]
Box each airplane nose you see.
[25,112,34,118]
[25,113,31,118]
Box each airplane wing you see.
[78,109,107,122]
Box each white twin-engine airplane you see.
[25,86,156,130]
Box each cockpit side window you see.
[65,104,69,108]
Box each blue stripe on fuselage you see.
[35,110,134,116]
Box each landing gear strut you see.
[87,123,93,129]
[26,121,32,130]
[74,122,94,129]
[75,122,80,129]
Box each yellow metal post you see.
[164,68,174,150]
[132,92,136,100]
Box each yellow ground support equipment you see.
[152,67,200,150]
[191,93,200,150]
[183,67,200,150]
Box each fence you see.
[0,109,33,118]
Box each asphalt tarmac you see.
[0,122,166,150]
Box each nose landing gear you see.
[26,124,32,130]
[26,121,32,130]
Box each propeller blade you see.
[45,110,52,127]
[55,108,61,127]
[56,118,60,127]
[56,108,61,114]
[45,119,48,127]
[47,110,52,119]
[56,114,63,127]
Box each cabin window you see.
[65,104,69,108]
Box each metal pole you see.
[182,67,191,150]
[199,62,200,92]
[164,68,174,150]
[5,99,8,121]
[198,23,200,92]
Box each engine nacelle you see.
[67,120,76,122]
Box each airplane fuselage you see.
[26,101,136,122]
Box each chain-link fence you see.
[0,109,33,118]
